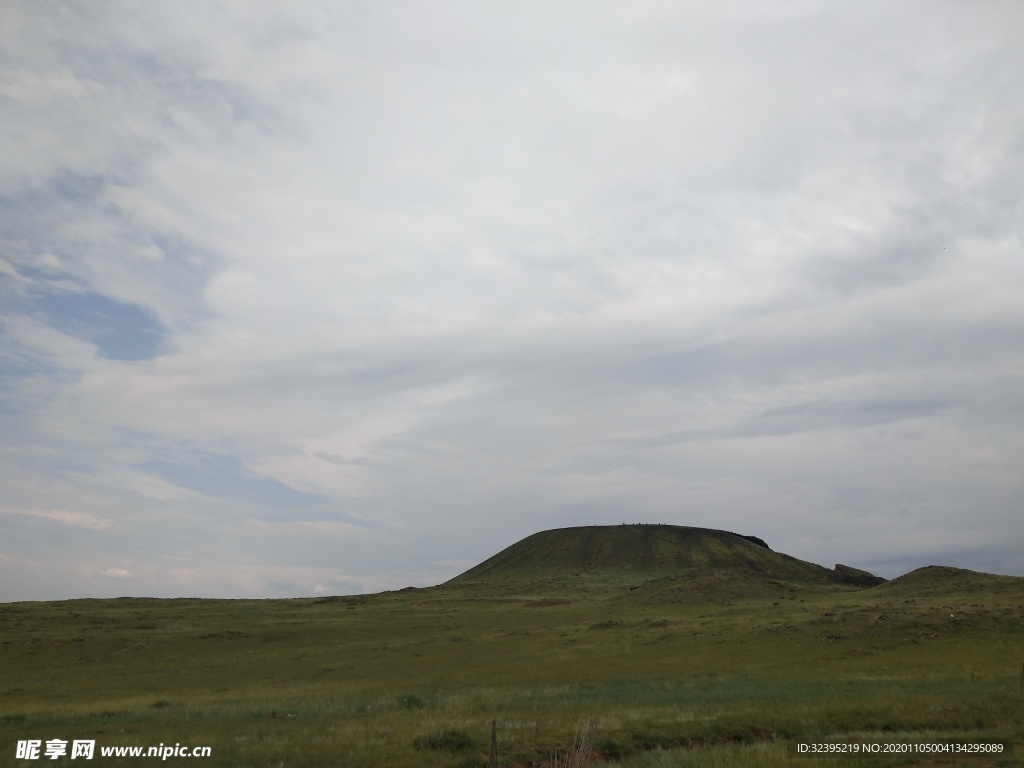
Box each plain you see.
[3,558,1023,767]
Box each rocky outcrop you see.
[832,563,886,587]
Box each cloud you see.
[627,397,950,448]
[167,563,426,598]
[1,2,1022,600]
[3,508,113,531]
[100,568,133,579]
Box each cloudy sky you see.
[2,1,1022,601]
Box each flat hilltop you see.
[448,524,781,579]
[448,524,885,603]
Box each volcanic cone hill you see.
[447,524,884,602]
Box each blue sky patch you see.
[33,290,167,361]
[142,452,325,509]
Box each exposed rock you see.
[832,563,886,587]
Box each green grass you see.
[2,567,1022,766]
[451,525,852,589]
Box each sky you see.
[1,1,1022,601]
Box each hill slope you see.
[874,564,1024,598]
[448,524,878,595]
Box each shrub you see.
[596,737,628,759]
[412,729,477,752]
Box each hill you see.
[447,524,884,600]
[874,564,1024,598]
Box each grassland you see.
[3,564,1022,767]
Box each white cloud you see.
[100,568,133,579]
[3,508,113,531]
[1,2,1022,600]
